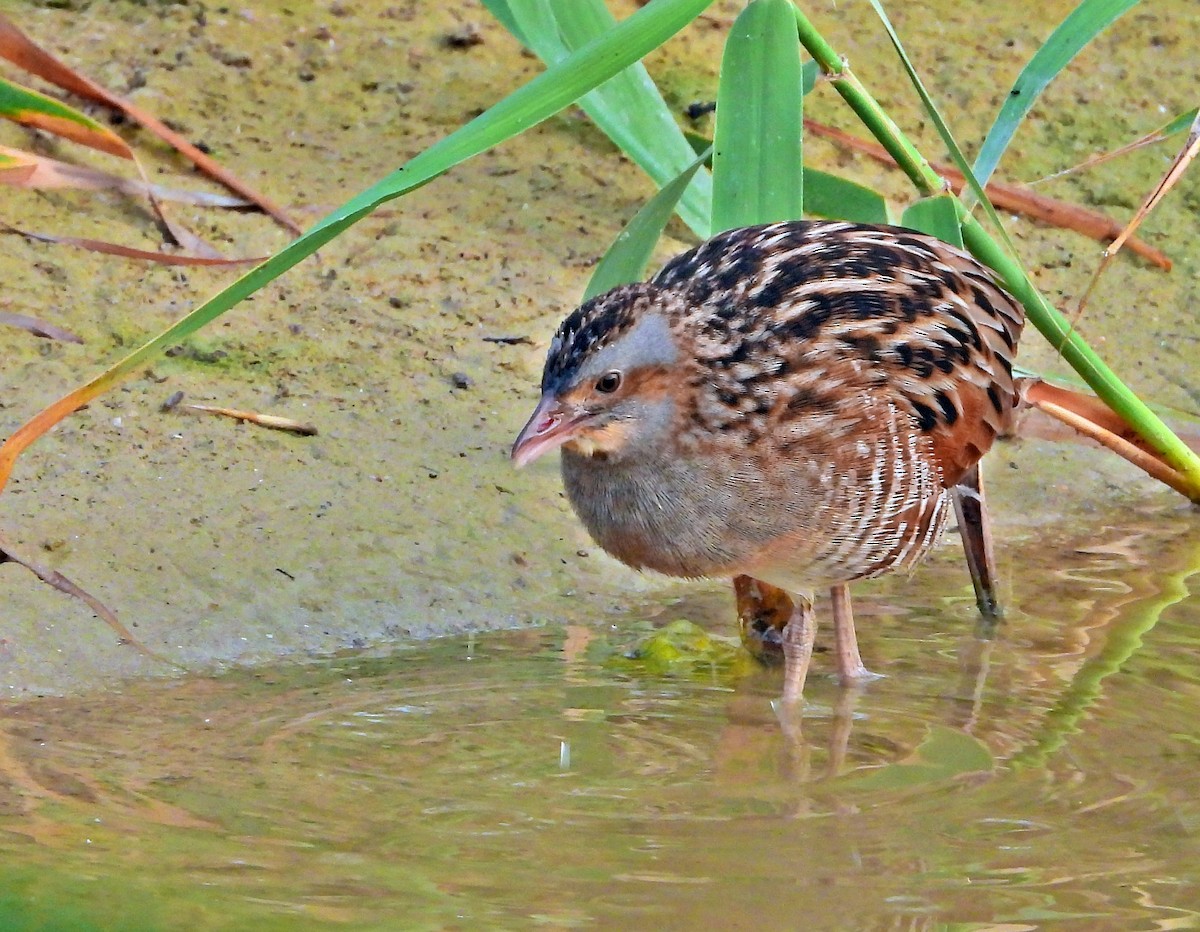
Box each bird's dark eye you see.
[595,371,622,394]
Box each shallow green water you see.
[2,499,1199,929]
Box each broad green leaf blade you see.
[973,0,1140,189]
[585,147,711,301]
[500,0,713,238]
[678,139,880,225]
[712,0,804,232]
[803,168,888,224]
[901,194,963,247]
[801,58,819,96]
[0,75,130,158]
[0,0,715,489]
[479,0,526,43]
[710,0,803,232]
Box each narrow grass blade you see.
[973,0,1140,190]
[0,75,130,157]
[1073,112,1200,319]
[867,0,1013,252]
[1039,105,1199,182]
[712,0,803,232]
[497,0,713,238]
[1106,111,1200,258]
[585,147,711,301]
[0,0,714,491]
[804,168,888,224]
[901,194,963,247]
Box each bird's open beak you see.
[511,393,587,467]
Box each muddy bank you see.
[1,0,1196,695]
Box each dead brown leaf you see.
[0,528,180,668]
[0,311,83,343]
[2,222,266,266]
[0,14,301,235]
[0,145,251,206]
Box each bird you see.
[511,220,1024,704]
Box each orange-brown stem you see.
[1020,379,1197,502]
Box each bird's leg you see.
[780,594,817,706]
[829,583,874,683]
[952,462,1002,620]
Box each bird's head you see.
[512,283,684,467]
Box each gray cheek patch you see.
[578,313,678,382]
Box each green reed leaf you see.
[901,194,963,247]
[585,147,711,301]
[494,0,713,238]
[711,0,803,232]
[804,168,888,225]
[973,0,1141,189]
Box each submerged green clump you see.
[616,618,750,677]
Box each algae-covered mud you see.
[0,0,1197,699]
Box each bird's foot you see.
[733,574,794,664]
[835,664,884,686]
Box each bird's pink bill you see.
[512,394,585,467]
